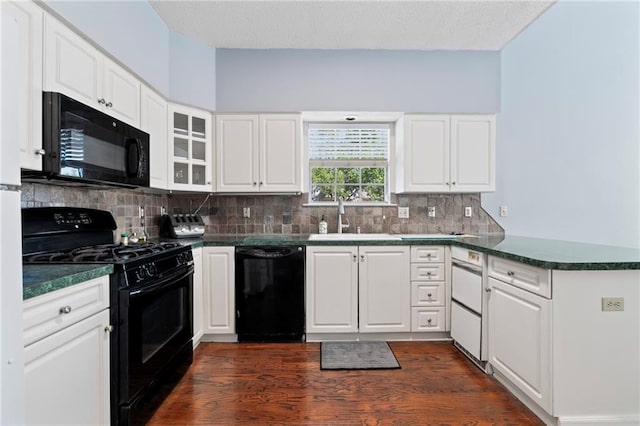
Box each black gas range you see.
[22,207,194,426]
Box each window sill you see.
[302,202,397,208]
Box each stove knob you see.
[148,263,158,277]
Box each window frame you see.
[304,121,396,206]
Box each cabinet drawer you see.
[24,276,110,346]
[411,282,445,306]
[410,246,445,263]
[488,256,551,298]
[411,263,445,281]
[411,307,445,332]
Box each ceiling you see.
[149,0,556,51]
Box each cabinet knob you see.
[427,318,432,324]
[105,101,113,108]
[427,293,432,298]
[426,253,432,258]
[452,181,456,185]
[360,254,365,262]
[446,182,450,186]
[253,182,257,186]
[35,149,46,156]
[426,271,432,276]
[507,271,515,276]
[59,305,72,314]
[104,325,114,333]
[352,254,357,262]
[485,287,492,292]
[259,181,263,186]
[97,98,106,105]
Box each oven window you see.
[140,286,185,363]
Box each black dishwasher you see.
[235,246,305,342]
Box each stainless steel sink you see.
[308,233,402,241]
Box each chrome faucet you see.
[338,198,350,233]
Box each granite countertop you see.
[185,233,640,271]
[23,264,113,300]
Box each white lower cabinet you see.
[23,277,111,426]
[191,247,204,347]
[488,276,552,413]
[305,245,410,336]
[305,246,358,333]
[410,246,447,333]
[203,247,235,337]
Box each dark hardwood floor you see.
[147,341,544,425]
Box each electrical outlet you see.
[602,297,624,311]
[398,207,409,219]
[138,206,145,219]
[243,207,251,218]
[500,205,508,217]
[427,207,436,218]
[464,206,472,217]
[160,206,167,216]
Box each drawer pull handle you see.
[105,101,113,108]
[485,288,492,293]
[507,271,515,277]
[97,98,106,105]
[59,305,72,314]
[104,325,114,333]
[426,253,432,258]
[426,272,432,276]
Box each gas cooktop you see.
[23,241,183,264]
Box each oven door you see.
[119,266,193,402]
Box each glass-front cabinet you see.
[168,104,213,191]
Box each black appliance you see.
[159,213,205,239]
[235,246,305,342]
[31,92,150,187]
[22,207,193,426]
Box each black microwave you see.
[39,92,149,187]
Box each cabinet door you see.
[259,114,302,192]
[403,115,450,192]
[306,246,358,334]
[24,309,110,426]
[191,247,204,347]
[102,58,141,127]
[203,247,235,334]
[488,277,552,414]
[216,115,259,192]
[168,104,213,191]
[359,246,411,333]
[2,1,43,172]
[450,115,495,192]
[141,86,168,189]
[44,15,102,110]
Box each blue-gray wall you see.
[215,49,500,112]
[482,0,640,248]
[169,32,216,110]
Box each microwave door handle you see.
[125,138,142,177]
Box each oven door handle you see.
[129,266,193,298]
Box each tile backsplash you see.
[20,183,168,241]
[168,193,504,236]
[20,183,503,238]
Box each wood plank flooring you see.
[147,341,544,425]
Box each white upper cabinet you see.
[2,0,43,173]
[141,85,168,189]
[43,15,141,127]
[216,114,302,193]
[398,114,495,193]
[168,104,213,191]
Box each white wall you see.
[483,0,640,248]
[216,49,500,112]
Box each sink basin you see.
[308,233,402,241]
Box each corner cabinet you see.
[141,85,168,189]
[202,247,236,338]
[23,276,111,426]
[43,15,141,127]
[168,104,213,191]
[398,114,495,193]
[215,114,302,193]
[2,0,43,172]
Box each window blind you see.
[308,124,389,163]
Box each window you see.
[308,123,390,203]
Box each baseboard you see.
[201,334,238,343]
[492,370,557,426]
[306,332,452,342]
[557,415,640,426]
